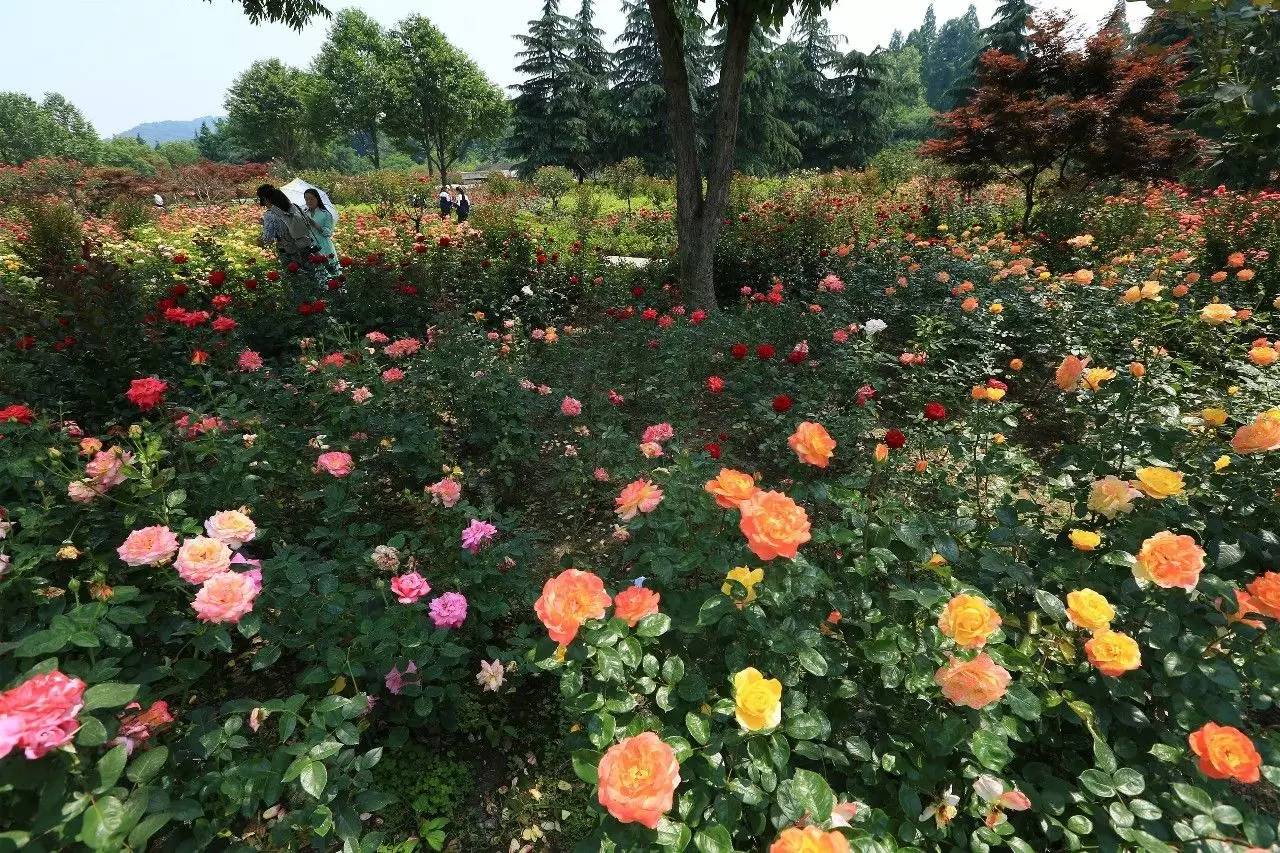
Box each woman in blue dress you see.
[303,188,340,276]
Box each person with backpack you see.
[455,185,470,223]
[438,186,453,219]
[257,184,319,280]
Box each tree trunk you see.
[369,124,381,169]
[1021,174,1037,233]
[648,0,753,310]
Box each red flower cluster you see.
[126,377,167,411]
[924,402,947,421]
[0,404,35,425]
[885,428,907,449]
[298,300,328,316]
[772,394,793,413]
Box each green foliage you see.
[0,92,101,166]
[531,165,576,210]
[222,58,329,166]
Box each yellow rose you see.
[1066,588,1114,630]
[1082,368,1116,392]
[1202,408,1228,427]
[1200,302,1236,325]
[1069,529,1102,551]
[722,566,764,608]
[938,594,1002,648]
[733,667,782,732]
[1133,466,1185,499]
[1214,455,1231,471]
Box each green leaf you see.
[686,713,711,746]
[636,613,671,637]
[1079,769,1116,798]
[662,656,685,685]
[126,814,171,850]
[95,745,128,792]
[788,768,835,823]
[125,746,168,784]
[1171,782,1213,814]
[784,712,824,741]
[796,646,828,676]
[82,682,139,712]
[1035,589,1067,621]
[1113,767,1145,796]
[79,795,124,849]
[300,761,328,799]
[970,729,1014,771]
[1093,738,1119,773]
[656,818,691,852]
[571,749,601,784]
[693,824,733,853]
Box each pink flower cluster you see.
[383,337,421,358]
[427,478,462,507]
[0,670,86,760]
[315,451,354,477]
[68,447,134,503]
[461,519,497,554]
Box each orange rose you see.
[704,468,759,509]
[935,653,1011,709]
[1009,358,1024,371]
[1231,414,1280,454]
[770,826,851,853]
[616,479,664,520]
[938,594,1002,649]
[1220,590,1265,629]
[1085,629,1141,677]
[613,584,660,627]
[1128,361,1146,377]
[1188,722,1261,783]
[1134,531,1205,590]
[534,569,612,645]
[1246,571,1280,618]
[739,490,811,561]
[788,421,836,468]
[1248,346,1278,367]
[596,732,680,828]
[1055,354,1089,391]
[961,297,979,312]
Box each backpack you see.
[275,205,315,255]
[458,195,470,216]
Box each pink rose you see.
[427,478,462,508]
[561,396,582,416]
[390,571,431,604]
[192,571,259,624]
[0,670,85,760]
[315,451,354,477]
[429,592,468,628]
[117,525,180,567]
[204,510,256,549]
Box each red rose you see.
[16,336,36,351]
[207,270,226,286]
[211,294,232,310]
[265,270,280,282]
[756,344,776,360]
[126,377,167,411]
[170,283,189,297]
[190,349,209,365]
[327,279,342,290]
[244,278,259,290]
[287,262,301,274]
[313,299,326,312]
[690,309,707,324]
[0,404,35,425]
[787,350,805,365]
[924,402,947,421]
[704,442,722,459]
[731,344,748,360]
[172,253,188,264]
[885,428,906,449]
[632,286,645,298]
[439,236,451,248]
[986,378,1008,391]
[706,376,725,393]
[772,394,793,413]
[855,385,876,406]
[339,256,353,267]
[642,308,658,321]
[211,316,236,334]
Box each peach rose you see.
[596,732,680,829]
[191,571,259,624]
[1134,531,1204,590]
[1200,302,1236,325]
[1189,722,1261,783]
[613,584,660,627]
[534,569,611,645]
[203,510,256,549]
[1087,476,1139,518]
[788,421,836,468]
[770,827,851,853]
[1220,590,1265,629]
[1066,588,1114,630]
[938,594,1001,649]
[116,525,180,567]
[935,653,1011,709]
[1248,346,1278,367]
[616,479,663,520]
[1246,571,1280,619]
[1231,413,1280,454]
[1055,354,1089,391]
[739,490,811,561]
[1085,629,1141,677]
[704,468,759,509]
[174,536,233,584]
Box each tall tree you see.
[906,4,938,83]
[0,92,101,165]
[205,0,329,29]
[313,9,393,168]
[385,15,510,187]
[828,48,894,166]
[511,0,577,171]
[924,14,1200,229]
[983,0,1035,58]
[223,59,327,165]
[781,9,842,168]
[612,0,672,169]
[562,0,615,178]
[643,0,834,308]
[927,5,984,109]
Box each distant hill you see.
[114,116,223,145]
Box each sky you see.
[0,0,1149,136]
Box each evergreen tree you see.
[984,0,1035,58]
[1101,0,1130,38]
[881,44,933,142]
[562,0,614,177]
[827,48,894,167]
[780,9,842,168]
[511,0,576,171]
[611,0,670,169]
[928,5,984,109]
[712,23,798,175]
[888,29,905,51]
[906,4,938,75]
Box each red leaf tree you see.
[922,15,1200,230]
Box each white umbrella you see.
[279,178,338,224]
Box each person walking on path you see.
[303,188,340,276]
[455,186,470,223]
[438,186,453,219]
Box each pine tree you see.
[888,29,905,51]
[511,0,576,171]
[1101,0,1130,38]
[827,48,893,167]
[984,0,1035,58]
[562,0,614,177]
[612,0,672,169]
[780,9,842,168]
[929,5,984,109]
[712,23,798,175]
